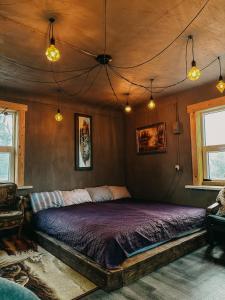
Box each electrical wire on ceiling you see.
[0,54,97,73]
[110,0,210,69]
[0,64,99,84]
[0,0,222,108]
[51,62,102,99]
[0,12,97,58]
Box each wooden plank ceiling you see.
[0,0,223,107]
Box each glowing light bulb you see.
[187,61,201,81]
[125,103,132,113]
[55,109,63,122]
[216,76,225,93]
[147,96,156,110]
[46,44,60,62]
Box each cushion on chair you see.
[0,183,17,210]
[30,191,64,213]
[0,210,23,229]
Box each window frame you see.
[0,100,27,186]
[187,96,225,186]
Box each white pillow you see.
[61,189,92,206]
[108,186,131,200]
[86,186,113,202]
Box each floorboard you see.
[82,245,225,300]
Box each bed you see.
[33,198,206,289]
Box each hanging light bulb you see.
[187,36,201,81]
[148,95,156,110]
[125,102,132,113]
[188,60,201,81]
[55,108,63,122]
[216,57,225,93]
[46,18,60,62]
[147,79,156,110]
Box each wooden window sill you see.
[185,185,222,191]
[18,185,33,190]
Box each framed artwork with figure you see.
[75,113,93,170]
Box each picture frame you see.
[74,113,93,170]
[136,122,167,154]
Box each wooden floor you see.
[83,245,225,300]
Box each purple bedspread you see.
[34,199,206,268]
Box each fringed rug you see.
[0,236,97,300]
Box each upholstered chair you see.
[0,183,24,238]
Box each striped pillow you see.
[30,191,64,213]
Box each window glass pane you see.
[204,109,225,146]
[0,113,14,146]
[0,153,10,181]
[208,151,225,180]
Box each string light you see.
[216,57,225,93]
[125,101,132,113]
[147,79,156,110]
[124,91,132,113]
[55,108,63,122]
[46,18,60,62]
[187,35,201,81]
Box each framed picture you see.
[136,122,167,154]
[75,114,93,170]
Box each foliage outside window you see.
[0,100,27,186]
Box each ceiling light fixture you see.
[147,79,156,110]
[187,35,201,81]
[55,108,63,122]
[124,93,132,113]
[46,18,60,62]
[216,56,225,93]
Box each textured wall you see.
[125,81,222,208]
[1,89,125,192]
[24,101,125,192]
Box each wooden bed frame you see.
[35,229,207,291]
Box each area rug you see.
[0,236,97,300]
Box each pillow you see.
[61,189,92,206]
[216,187,225,216]
[108,186,131,200]
[30,191,63,213]
[86,186,113,202]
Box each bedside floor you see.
[83,245,225,300]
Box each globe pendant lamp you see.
[46,18,60,62]
[216,57,225,93]
[187,36,201,81]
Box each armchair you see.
[207,202,225,246]
[0,183,24,238]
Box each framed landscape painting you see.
[75,114,93,170]
[136,122,167,154]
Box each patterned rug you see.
[0,236,97,300]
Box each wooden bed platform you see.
[35,230,207,291]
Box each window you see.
[0,112,16,182]
[202,109,225,181]
[0,100,27,186]
[188,96,225,186]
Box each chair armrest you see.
[206,202,220,215]
[17,196,25,215]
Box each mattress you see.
[34,199,206,268]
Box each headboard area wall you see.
[1,89,125,192]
